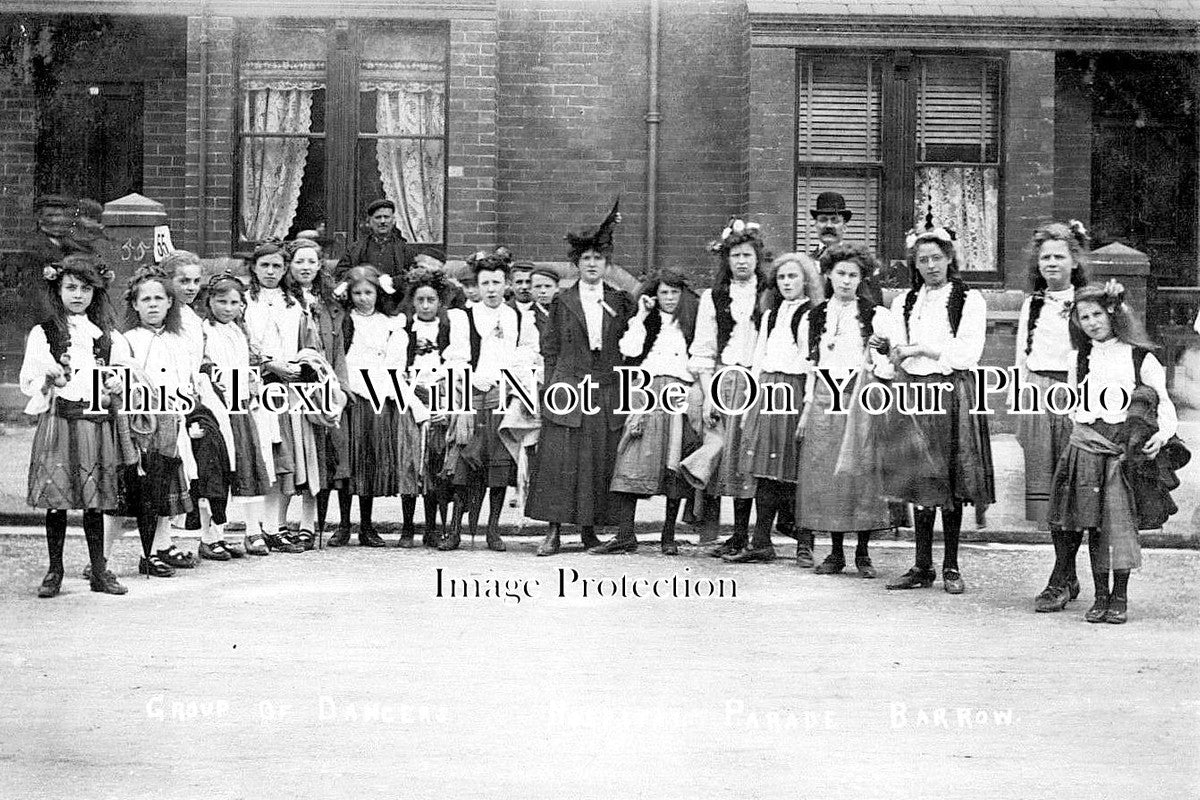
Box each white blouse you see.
[752,299,810,377]
[798,302,897,397]
[1070,338,1177,437]
[20,316,114,415]
[243,288,304,365]
[889,283,987,375]
[619,312,692,382]
[469,302,539,389]
[345,311,408,399]
[409,309,470,386]
[114,326,195,396]
[689,280,758,374]
[179,304,206,376]
[203,320,253,406]
[1016,287,1075,374]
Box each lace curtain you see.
[374,82,445,243]
[915,166,999,272]
[241,86,314,242]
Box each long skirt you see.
[797,376,891,532]
[346,397,400,497]
[740,371,805,482]
[229,413,273,497]
[526,395,622,526]
[27,406,121,511]
[699,366,756,499]
[1014,370,1073,525]
[452,389,517,489]
[1048,420,1140,570]
[420,417,451,495]
[609,376,697,498]
[109,415,193,518]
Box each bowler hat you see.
[366,198,395,216]
[810,191,852,222]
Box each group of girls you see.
[21,219,1185,624]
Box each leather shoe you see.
[1105,595,1128,624]
[37,571,63,598]
[579,529,602,549]
[358,527,387,548]
[90,569,128,595]
[795,531,815,568]
[589,538,637,555]
[398,529,416,548]
[325,525,351,548]
[707,536,746,558]
[1034,583,1070,613]
[722,545,776,563]
[886,567,936,590]
[814,554,846,575]
[1085,594,1109,623]
[485,532,507,552]
[942,569,965,594]
[536,529,561,557]
[855,557,877,579]
[661,540,679,556]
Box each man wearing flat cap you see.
[336,198,428,313]
[21,194,78,270]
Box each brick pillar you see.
[1003,50,1056,289]
[447,16,499,255]
[185,15,235,256]
[750,45,797,256]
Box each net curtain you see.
[915,166,999,272]
[240,84,315,243]
[373,81,445,244]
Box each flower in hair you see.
[708,218,762,253]
[43,264,59,281]
[378,274,396,295]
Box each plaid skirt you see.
[26,407,122,511]
[1014,370,1073,525]
[796,377,891,532]
[740,371,805,482]
[109,415,193,518]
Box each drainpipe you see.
[196,8,209,256]
[644,0,660,275]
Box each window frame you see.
[233,18,450,252]
[792,49,1008,284]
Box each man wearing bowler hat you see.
[809,190,882,305]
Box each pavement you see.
[1,534,1197,799]
[2,419,1197,545]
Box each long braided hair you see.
[1024,220,1090,356]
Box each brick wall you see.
[1053,55,1092,228]
[496,0,649,269]
[185,15,235,256]
[496,0,750,288]
[1002,50,1056,289]
[0,87,38,253]
[655,0,751,285]
[749,45,796,257]
[447,16,500,255]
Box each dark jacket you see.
[540,282,634,428]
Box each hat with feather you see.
[565,198,620,264]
